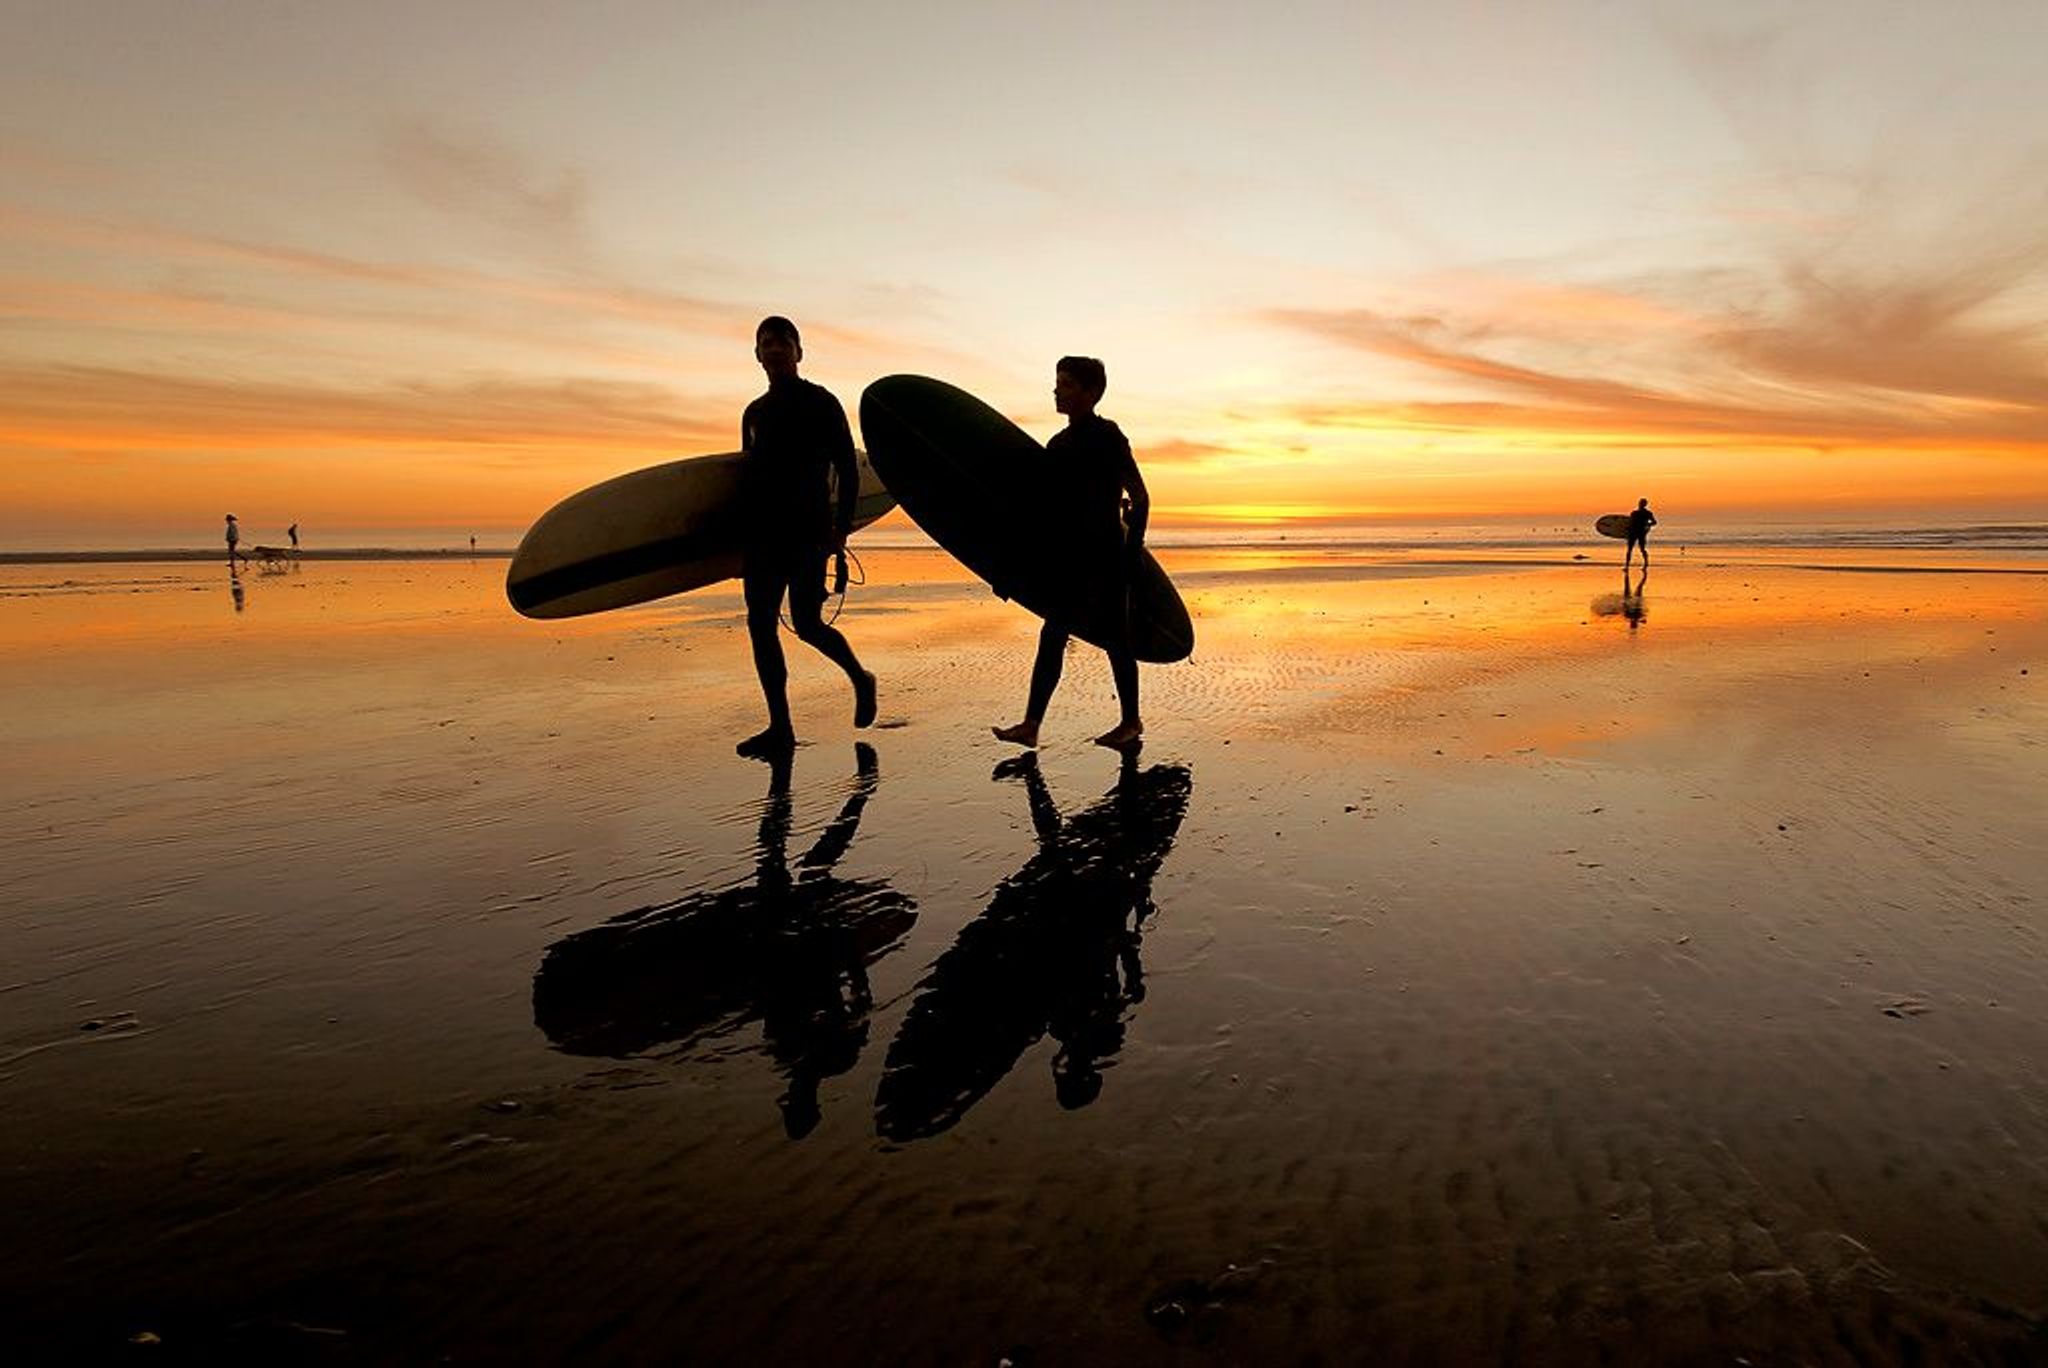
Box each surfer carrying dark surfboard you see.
[1626,497,1657,571]
[992,357,1149,752]
[734,316,878,758]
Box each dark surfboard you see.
[858,375,1194,663]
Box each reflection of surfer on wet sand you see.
[1591,568,1648,631]
[992,356,1150,751]
[874,751,1192,1141]
[532,743,914,1139]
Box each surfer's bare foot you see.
[991,721,1039,747]
[853,670,877,729]
[736,726,795,759]
[1093,720,1144,750]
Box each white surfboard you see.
[506,450,895,619]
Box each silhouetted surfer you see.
[736,316,878,758]
[1625,497,1656,571]
[992,356,1149,751]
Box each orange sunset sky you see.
[3,1,2045,548]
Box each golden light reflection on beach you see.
[5,548,2040,668]
[4,543,2045,1361]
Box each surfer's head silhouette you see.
[1054,355,1106,418]
[755,315,802,380]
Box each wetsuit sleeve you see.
[826,391,857,538]
[1115,427,1148,550]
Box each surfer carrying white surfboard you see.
[734,316,878,759]
[991,356,1149,752]
[1625,497,1657,571]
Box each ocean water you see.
[6,520,2048,562]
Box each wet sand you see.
[3,548,2045,1362]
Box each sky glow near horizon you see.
[3,0,2045,547]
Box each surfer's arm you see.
[827,394,858,543]
[739,397,760,457]
[1120,447,1150,552]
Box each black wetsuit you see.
[1626,506,1654,546]
[1046,415,1143,615]
[740,376,857,594]
[1008,413,1147,732]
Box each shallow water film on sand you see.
[4,545,2045,1362]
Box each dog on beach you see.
[249,545,295,568]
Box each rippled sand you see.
[3,548,2044,1362]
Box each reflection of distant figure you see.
[874,751,1192,1140]
[229,570,245,612]
[224,513,243,566]
[1622,567,1647,630]
[1590,569,1648,631]
[532,744,914,1139]
[993,356,1150,752]
[287,522,299,552]
[1625,497,1657,571]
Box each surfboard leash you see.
[779,546,866,632]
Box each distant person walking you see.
[287,522,299,553]
[1625,498,1657,571]
[469,534,477,552]
[224,513,243,566]
[734,315,877,759]
[992,356,1148,751]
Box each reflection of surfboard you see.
[1595,514,1632,540]
[859,375,1194,664]
[506,451,896,619]
[532,878,916,1058]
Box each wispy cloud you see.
[1715,242,2048,412]
[380,118,591,252]
[0,202,743,344]
[1246,11,2048,464]
[0,201,972,378]
[1139,437,1244,467]
[0,363,734,453]
[1268,239,2048,453]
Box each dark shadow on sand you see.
[532,743,915,1137]
[874,752,1192,1142]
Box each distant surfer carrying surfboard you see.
[1625,497,1657,571]
[735,316,878,758]
[992,357,1149,751]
